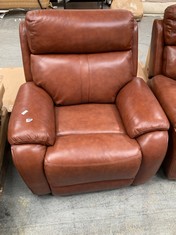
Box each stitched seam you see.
[45,154,141,167]
[51,178,134,188]
[79,55,83,103]
[87,54,90,103]
[56,130,126,136]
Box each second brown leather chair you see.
[8,9,169,196]
[148,4,176,180]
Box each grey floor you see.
[0,6,175,235]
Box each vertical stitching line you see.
[79,54,83,103]
[87,54,90,103]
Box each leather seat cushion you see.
[44,133,142,187]
[55,103,126,135]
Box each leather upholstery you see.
[116,77,168,138]
[25,10,135,54]
[163,46,176,79]
[45,135,141,189]
[31,52,133,105]
[163,5,176,46]
[51,179,133,196]
[163,127,176,179]
[134,131,168,185]
[11,144,51,195]
[19,21,33,82]
[56,104,125,135]
[148,20,164,77]
[8,82,55,145]
[149,4,176,179]
[150,75,176,130]
[8,9,169,195]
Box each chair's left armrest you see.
[8,82,55,146]
[116,77,169,138]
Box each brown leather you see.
[11,144,51,195]
[21,9,138,83]
[116,77,169,138]
[19,21,33,82]
[149,5,176,78]
[163,46,176,79]
[163,127,176,179]
[148,19,164,78]
[163,4,176,45]
[149,75,176,130]
[8,9,170,195]
[45,135,141,186]
[148,4,176,180]
[51,179,133,196]
[8,82,55,145]
[25,10,135,54]
[55,104,125,136]
[133,131,168,185]
[132,21,138,77]
[31,51,133,105]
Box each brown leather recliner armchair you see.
[8,9,169,196]
[148,4,176,180]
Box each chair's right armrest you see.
[149,75,176,130]
[8,82,55,146]
[116,77,169,138]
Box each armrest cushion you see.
[149,75,176,130]
[116,77,169,138]
[8,82,55,145]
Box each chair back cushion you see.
[20,10,138,105]
[163,4,176,79]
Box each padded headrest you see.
[164,4,176,45]
[25,9,134,54]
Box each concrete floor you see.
[0,7,176,235]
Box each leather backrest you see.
[20,9,138,105]
[149,4,176,79]
[164,5,176,46]
[148,19,164,78]
[163,5,176,79]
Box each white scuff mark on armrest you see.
[26,118,33,123]
[21,110,28,115]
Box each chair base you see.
[51,179,134,196]
[45,134,141,195]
